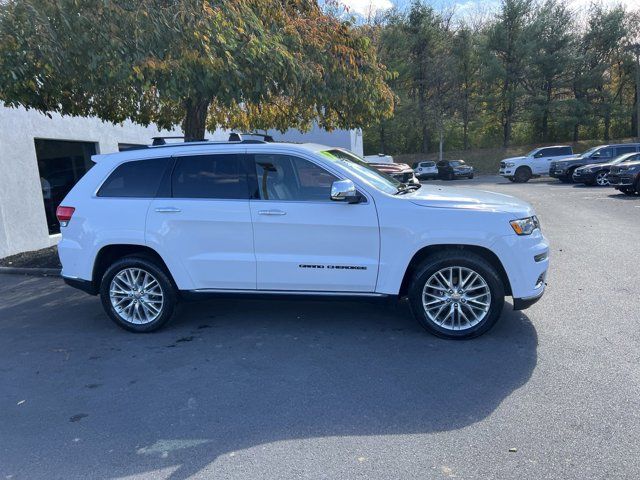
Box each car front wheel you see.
[408,251,505,339]
[100,256,177,332]
[595,171,609,186]
[513,167,532,183]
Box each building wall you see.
[0,105,363,258]
[265,125,363,156]
[0,105,183,258]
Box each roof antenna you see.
[228,132,242,142]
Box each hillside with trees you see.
[362,0,640,156]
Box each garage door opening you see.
[35,139,97,234]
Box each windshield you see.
[613,153,639,164]
[450,160,465,167]
[578,147,599,158]
[320,149,402,195]
[525,148,540,157]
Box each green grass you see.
[394,138,639,174]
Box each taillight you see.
[56,206,75,227]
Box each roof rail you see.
[242,132,275,142]
[151,136,188,146]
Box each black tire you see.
[565,168,577,183]
[447,172,454,180]
[513,167,532,183]
[594,171,610,187]
[407,251,505,340]
[99,256,177,332]
[621,187,637,196]
[558,176,572,183]
[507,177,516,182]
[468,174,474,179]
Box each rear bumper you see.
[63,276,98,295]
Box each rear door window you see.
[171,154,252,199]
[98,158,172,198]
[615,145,637,156]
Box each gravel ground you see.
[0,245,61,269]
[0,176,639,479]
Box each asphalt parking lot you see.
[1,176,639,479]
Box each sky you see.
[336,0,640,17]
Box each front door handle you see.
[155,207,181,213]
[258,209,286,216]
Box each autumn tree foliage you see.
[0,0,394,140]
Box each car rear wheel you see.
[513,167,532,183]
[595,171,609,186]
[100,256,177,332]
[408,251,505,339]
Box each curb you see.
[0,266,61,277]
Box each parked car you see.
[363,153,393,164]
[499,146,573,183]
[367,161,419,185]
[412,161,439,180]
[58,140,548,339]
[436,160,474,180]
[550,144,640,183]
[572,152,640,186]
[607,159,640,195]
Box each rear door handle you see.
[155,207,181,213]
[258,209,286,216]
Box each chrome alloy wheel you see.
[109,268,164,325]
[421,266,491,331]
[595,172,610,186]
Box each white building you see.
[0,104,363,258]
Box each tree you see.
[0,0,394,141]
[524,0,575,142]
[484,0,532,147]
[452,24,480,150]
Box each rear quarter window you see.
[97,158,171,198]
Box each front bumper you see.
[499,168,514,177]
[513,288,545,310]
[608,174,636,187]
[452,169,474,177]
[492,230,549,305]
[571,170,596,183]
[549,168,568,178]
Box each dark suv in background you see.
[550,144,640,183]
[608,159,640,195]
[572,152,640,186]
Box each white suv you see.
[57,141,549,339]
[499,146,574,183]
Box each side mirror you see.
[331,179,361,204]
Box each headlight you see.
[510,216,540,235]
[504,162,515,167]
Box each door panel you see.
[146,153,256,290]
[250,201,379,291]
[249,153,379,292]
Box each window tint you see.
[615,145,637,155]
[253,154,337,201]
[421,161,435,167]
[593,147,613,159]
[98,158,171,198]
[172,154,251,199]
[557,146,573,155]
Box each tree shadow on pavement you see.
[0,275,538,479]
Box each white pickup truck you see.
[499,146,574,183]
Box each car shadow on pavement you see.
[0,275,538,479]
